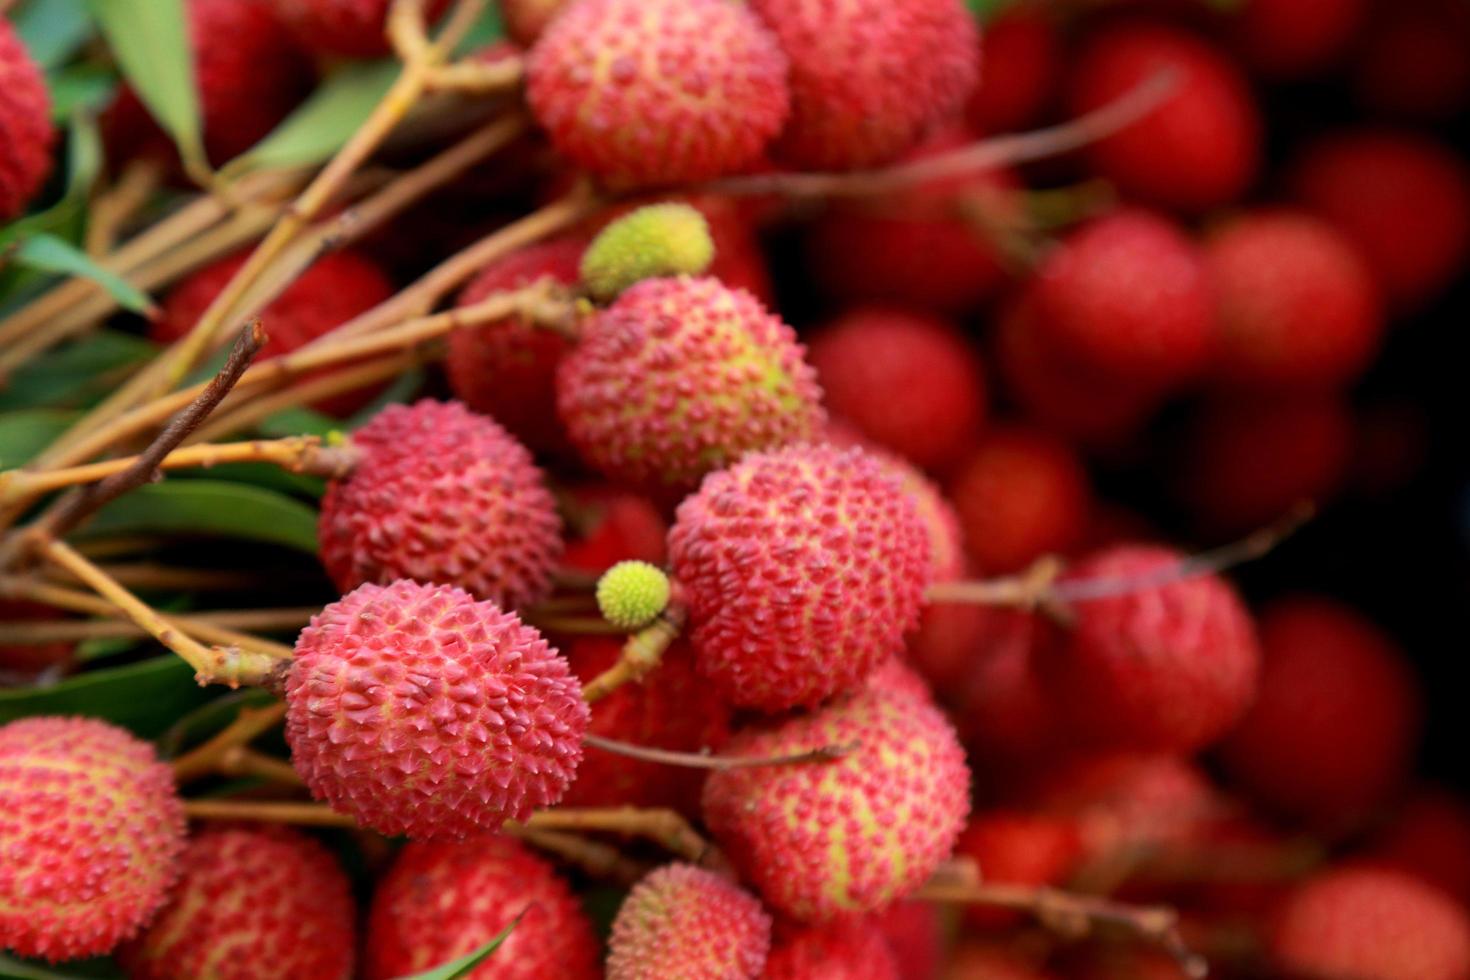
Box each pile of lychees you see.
[3,0,1470,977]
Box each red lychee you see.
[952,608,1061,768]
[557,276,825,492]
[364,836,600,980]
[319,400,562,609]
[561,637,729,815]
[967,4,1061,133]
[0,19,54,220]
[947,426,1091,575]
[1289,129,1470,309]
[559,485,668,575]
[955,811,1084,929]
[448,236,586,455]
[1067,22,1260,212]
[943,941,1056,979]
[763,918,900,980]
[525,0,790,186]
[749,0,979,170]
[809,307,987,472]
[269,0,450,58]
[117,824,355,980]
[285,580,589,839]
[1038,544,1260,752]
[606,863,772,980]
[872,902,945,980]
[0,717,184,962]
[1205,209,1383,390]
[668,443,931,711]
[0,599,72,677]
[703,686,970,920]
[1270,867,1470,980]
[1219,597,1422,828]
[1365,789,1470,907]
[1232,0,1366,77]
[501,0,569,48]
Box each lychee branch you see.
[515,829,648,886]
[582,733,858,771]
[581,604,686,703]
[85,159,166,258]
[0,600,312,648]
[169,701,287,781]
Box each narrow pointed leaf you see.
[392,912,524,980]
[11,235,152,313]
[226,61,398,175]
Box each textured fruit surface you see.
[967,5,1060,133]
[669,443,931,711]
[1289,129,1470,308]
[448,236,585,454]
[763,919,900,980]
[562,636,730,813]
[0,717,184,962]
[1068,22,1260,212]
[558,276,824,491]
[1220,597,1421,826]
[606,863,771,980]
[809,308,987,471]
[526,0,789,185]
[703,687,970,919]
[750,0,979,170]
[270,0,450,57]
[285,580,589,839]
[596,561,671,630]
[1040,544,1260,752]
[1028,209,1214,389]
[581,202,714,301]
[0,20,54,220]
[364,836,600,980]
[947,426,1090,575]
[1270,867,1470,980]
[319,400,562,609]
[560,487,668,574]
[117,825,355,980]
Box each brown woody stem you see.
[583,733,858,771]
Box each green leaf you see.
[11,235,152,313]
[86,0,206,175]
[48,64,119,121]
[0,115,104,247]
[13,0,94,69]
[0,330,156,411]
[393,912,524,980]
[80,480,320,553]
[0,409,78,467]
[0,655,214,738]
[172,462,326,499]
[451,4,504,55]
[225,61,398,176]
[257,406,340,440]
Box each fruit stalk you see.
[169,701,287,781]
[581,605,686,703]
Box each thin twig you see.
[510,828,648,886]
[171,701,288,780]
[0,607,314,646]
[85,159,165,257]
[583,733,857,770]
[581,606,685,703]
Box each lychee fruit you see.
[364,835,600,980]
[556,276,824,493]
[0,716,185,962]
[955,811,1084,930]
[269,0,450,58]
[1037,543,1260,752]
[284,579,589,839]
[762,918,900,980]
[0,19,54,220]
[117,824,356,980]
[809,308,987,472]
[749,0,979,170]
[318,400,562,610]
[872,902,945,980]
[946,425,1091,575]
[525,0,790,186]
[560,485,668,575]
[1288,128,1470,309]
[501,0,569,48]
[668,443,931,711]
[0,599,73,677]
[1219,596,1422,828]
[1365,788,1470,907]
[561,636,730,814]
[448,236,586,455]
[703,686,970,920]
[581,202,715,302]
[1269,867,1470,980]
[1067,22,1260,212]
[1232,0,1366,77]
[967,4,1061,134]
[1205,209,1383,390]
[606,863,772,980]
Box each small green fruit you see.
[596,561,672,630]
[581,203,715,302]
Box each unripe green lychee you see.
[596,561,672,630]
[581,204,716,302]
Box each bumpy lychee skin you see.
[762,919,900,980]
[285,580,589,840]
[0,717,185,962]
[526,0,789,186]
[557,276,825,492]
[703,687,970,920]
[1206,209,1383,390]
[1068,22,1260,213]
[117,825,355,980]
[1039,545,1261,752]
[669,444,931,711]
[809,308,987,472]
[448,237,585,454]
[955,811,1083,929]
[1269,867,1470,980]
[750,0,979,170]
[364,836,600,980]
[319,401,562,610]
[0,20,54,220]
[269,0,449,57]
[1219,597,1421,828]
[1028,209,1214,389]
[607,864,772,980]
